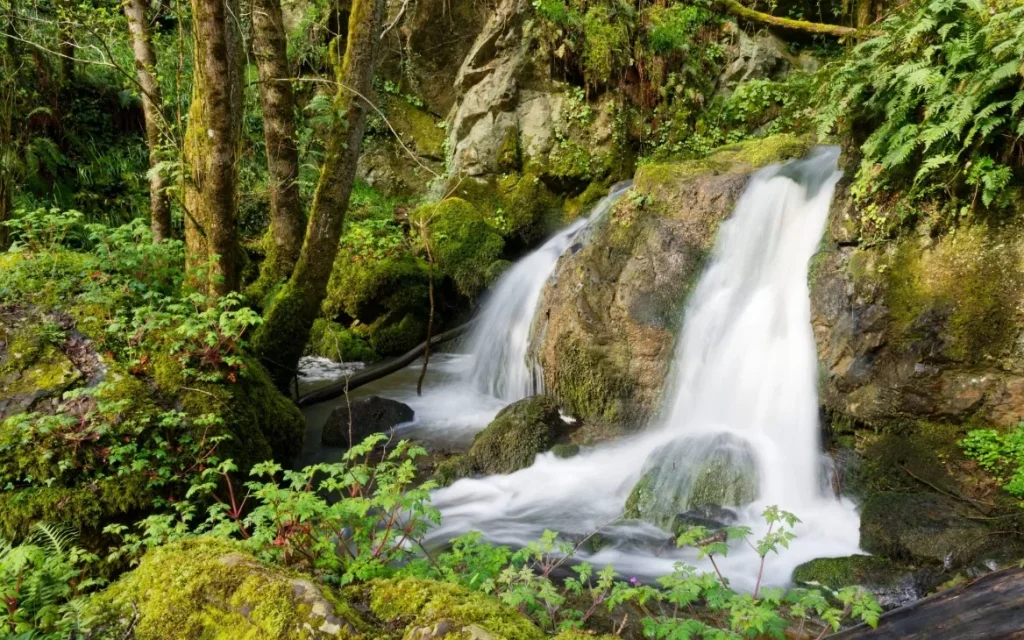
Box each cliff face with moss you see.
[810,183,1024,430]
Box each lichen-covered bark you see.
[183,0,243,295]
[0,176,10,251]
[124,0,172,241]
[253,0,387,389]
[251,0,303,289]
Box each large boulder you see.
[624,432,760,529]
[536,135,812,426]
[859,492,993,568]
[83,538,363,639]
[321,396,415,447]
[464,395,566,475]
[792,555,927,610]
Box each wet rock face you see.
[859,492,992,568]
[321,396,415,447]
[810,184,1024,428]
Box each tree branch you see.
[718,0,878,38]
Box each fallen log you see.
[296,321,473,407]
[718,0,877,38]
[829,566,1024,639]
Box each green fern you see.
[0,524,100,638]
[818,0,1024,235]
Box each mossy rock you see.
[323,253,428,325]
[153,354,306,468]
[83,538,366,639]
[306,318,378,363]
[551,443,580,459]
[366,577,546,640]
[859,492,992,567]
[792,555,924,609]
[624,433,759,529]
[385,96,445,160]
[0,310,81,420]
[413,198,505,299]
[466,396,566,475]
[551,333,635,426]
[363,311,427,356]
[432,454,475,488]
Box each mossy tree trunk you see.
[250,0,304,291]
[124,0,172,241]
[720,0,870,38]
[0,178,10,251]
[183,0,244,295]
[253,0,386,390]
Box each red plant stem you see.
[708,554,728,589]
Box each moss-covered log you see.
[719,0,871,38]
[254,0,387,390]
[250,0,304,294]
[182,0,244,295]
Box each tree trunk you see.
[124,0,172,241]
[183,0,244,295]
[253,0,386,390]
[250,0,304,292]
[57,0,75,83]
[0,178,10,251]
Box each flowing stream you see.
[423,147,863,588]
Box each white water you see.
[463,184,630,401]
[427,147,863,588]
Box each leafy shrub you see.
[109,434,440,586]
[962,423,1024,498]
[818,0,1024,234]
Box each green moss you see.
[0,474,151,541]
[83,538,364,639]
[484,259,513,286]
[323,253,428,323]
[552,333,633,425]
[859,492,991,565]
[792,555,912,592]
[385,96,445,159]
[417,198,505,299]
[881,226,1021,363]
[432,455,475,487]
[307,318,379,362]
[581,5,631,85]
[466,396,565,475]
[367,577,545,640]
[497,126,522,173]
[496,173,560,243]
[551,443,580,459]
[365,311,426,356]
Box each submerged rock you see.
[672,505,738,535]
[465,395,566,475]
[792,555,925,610]
[321,396,415,447]
[624,433,759,529]
[859,492,991,567]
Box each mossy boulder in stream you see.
[792,555,925,609]
[464,395,567,475]
[83,538,365,639]
[624,433,759,529]
[537,135,813,427]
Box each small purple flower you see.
[629,577,638,586]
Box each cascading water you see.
[357,184,630,447]
[462,185,630,401]
[427,147,863,588]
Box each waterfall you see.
[462,184,630,401]
[428,148,862,587]
[645,146,843,511]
